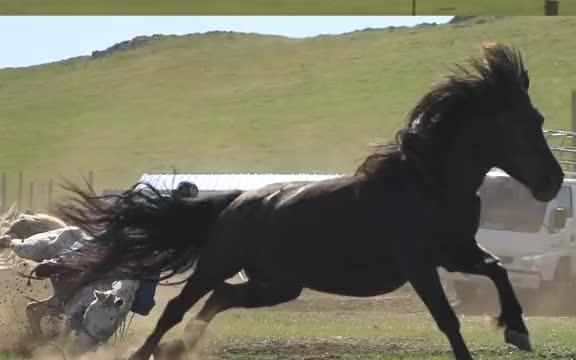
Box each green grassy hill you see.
[0,0,574,14]
[1,17,576,199]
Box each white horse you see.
[62,276,140,353]
[0,211,143,354]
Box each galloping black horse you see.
[48,43,563,360]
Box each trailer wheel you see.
[451,281,499,314]
[451,281,483,313]
[556,258,572,284]
[539,259,574,315]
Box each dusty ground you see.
[0,256,59,347]
[0,260,573,360]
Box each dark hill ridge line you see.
[2,17,483,69]
[90,31,287,58]
[89,18,463,60]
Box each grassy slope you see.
[1,17,576,195]
[0,0,574,15]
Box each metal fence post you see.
[545,0,559,15]
[17,171,23,211]
[29,181,35,211]
[1,173,6,213]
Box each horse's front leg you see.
[408,266,473,360]
[128,277,214,360]
[25,295,61,339]
[445,245,531,352]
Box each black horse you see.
[49,43,563,360]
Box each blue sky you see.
[0,16,451,68]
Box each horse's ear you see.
[93,290,106,301]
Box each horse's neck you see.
[439,174,484,202]
[427,152,490,239]
[436,144,492,200]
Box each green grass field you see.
[0,0,574,15]
[201,313,576,360]
[1,16,576,200]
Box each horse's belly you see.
[302,261,407,297]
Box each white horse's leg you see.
[238,270,248,281]
[8,238,50,262]
[25,295,62,339]
[3,227,85,262]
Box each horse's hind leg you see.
[153,280,303,360]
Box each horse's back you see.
[211,174,433,286]
[220,174,429,244]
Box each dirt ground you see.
[0,264,572,360]
[0,256,58,348]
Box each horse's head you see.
[402,43,563,201]
[475,44,563,201]
[79,289,128,345]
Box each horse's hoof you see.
[505,328,532,352]
[153,340,186,360]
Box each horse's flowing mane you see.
[356,43,530,179]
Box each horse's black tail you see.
[51,182,242,284]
